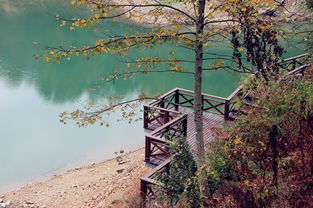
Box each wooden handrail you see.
[150,114,187,136]
[201,93,228,101]
[178,88,228,101]
[147,88,178,106]
[144,105,180,114]
[203,97,227,104]
[279,53,311,63]
[146,135,170,144]
[227,85,243,101]
[141,177,158,185]
[141,159,171,186]
[286,64,312,76]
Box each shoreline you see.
[0,146,143,195]
[0,148,149,208]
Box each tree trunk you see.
[194,0,210,198]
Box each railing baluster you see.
[145,136,151,163]
[163,110,169,124]
[141,180,147,199]
[160,99,164,108]
[143,105,149,129]
[175,89,180,111]
[224,99,230,120]
[183,115,187,137]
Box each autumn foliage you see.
[206,69,313,207]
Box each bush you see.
[206,69,313,207]
[157,136,200,208]
[307,0,313,10]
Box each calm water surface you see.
[0,0,305,193]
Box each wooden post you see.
[163,111,169,124]
[174,89,180,111]
[145,136,151,162]
[183,115,188,137]
[140,179,147,201]
[292,60,297,70]
[143,106,148,129]
[160,99,164,108]
[224,100,230,120]
[201,94,204,110]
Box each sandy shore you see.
[111,0,309,26]
[0,148,150,208]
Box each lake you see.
[0,0,305,193]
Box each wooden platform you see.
[184,109,225,152]
[143,88,234,166]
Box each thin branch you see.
[203,52,233,58]
[204,19,239,26]
[202,57,234,62]
[103,69,194,82]
[48,31,196,53]
[123,59,195,63]
[93,2,196,22]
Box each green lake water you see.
[0,0,306,193]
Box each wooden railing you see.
[141,159,171,200]
[145,114,187,165]
[279,53,311,72]
[143,105,180,130]
[143,88,234,131]
[286,64,312,76]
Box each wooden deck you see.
[140,53,312,200]
[184,109,225,152]
[140,88,233,199]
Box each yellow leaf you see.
[234,136,241,145]
[43,56,52,62]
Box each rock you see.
[0,199,3,203]
[118,160,126,165]
[116,169,124,174]
[26,201,34,205]
[111,199,120,204]
[23,204,36,208]
[0,200,11,208]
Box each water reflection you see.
[0,0,242,104]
